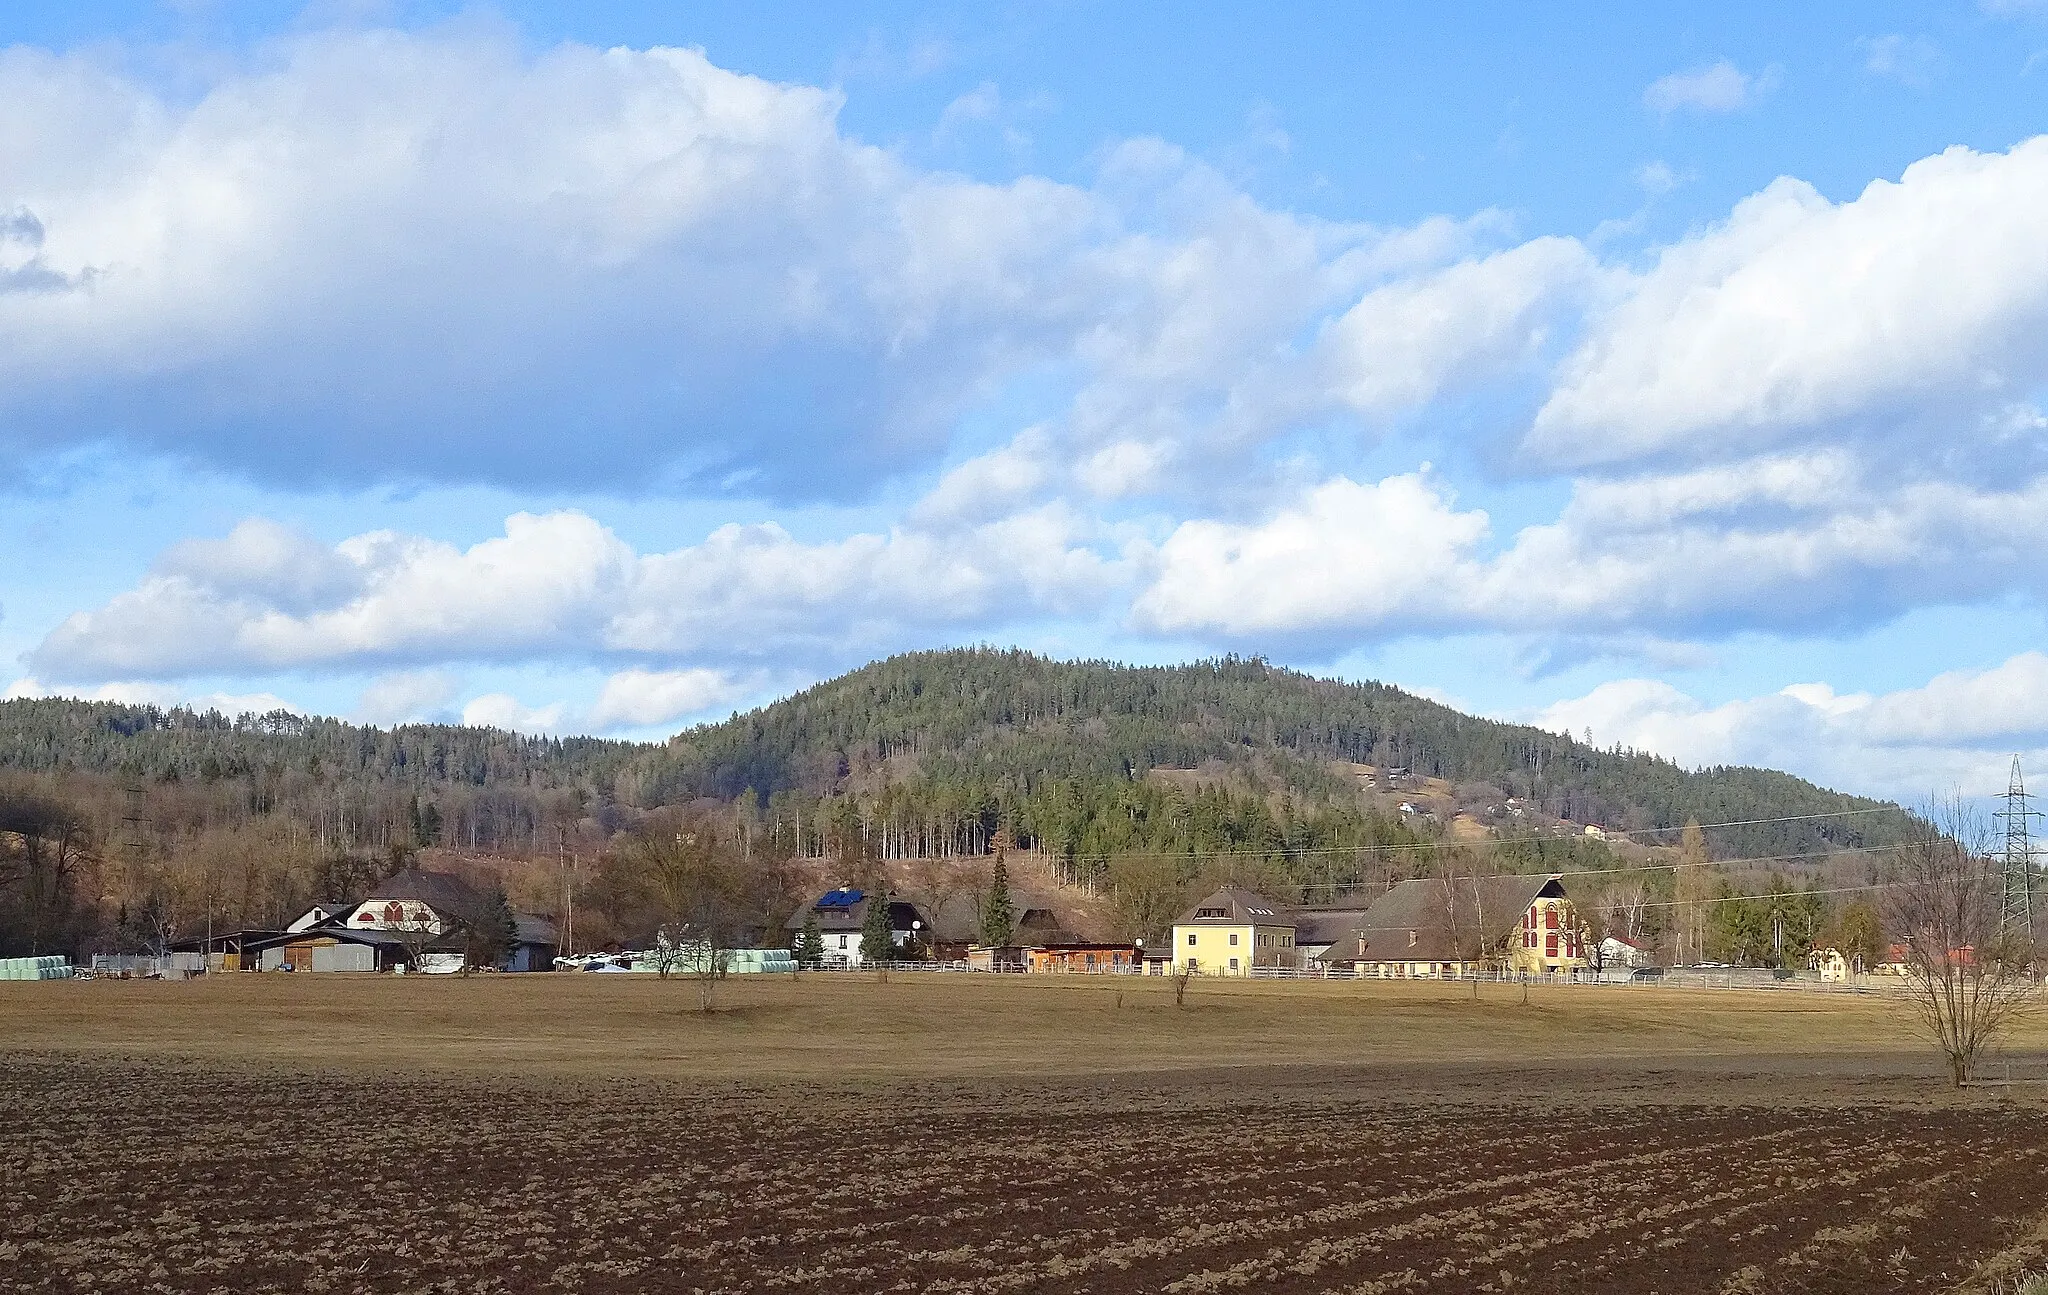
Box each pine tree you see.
[980,853,1015,946]
[858,890,895,964]
[797,913,825,966]
[463,886,519,971]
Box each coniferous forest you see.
[0,648,1913,957]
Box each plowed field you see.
[6,975,2048,1293]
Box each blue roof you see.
[817,888,864,908]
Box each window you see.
[1546,933,1558,958]
[1229,933,1239,947]
[1187,932,1197,946]
[1228,957,1239,971]
[837,935,848,948]
[1545,907,1559,931]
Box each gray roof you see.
[1310,876,1564,967]
[1314,874,1566,965]
[1175,885,1291,927]
[366,867,487,918]
[1291,907,1376,948]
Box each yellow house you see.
[1809,947,1851,981]
[1171,886,1296,975]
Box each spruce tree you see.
[797,913,825,966]
[858,890,895,964]
[464,886,519,970]
[980,854,1015,946]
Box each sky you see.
[4,1,2048,801]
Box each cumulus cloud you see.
[3,676,300,717]
[1131,473,1489,639]
[0,26,1519,502]
[586,667,755,730]
[461,693,569,735]
[1131,454,2048,645]
[1535,652,2048,799]
[1531,138,2048,468]
[1643,60,1778,115]
[1317,237,1598,415]
[352,670,459,726]
[29,505,1132,681]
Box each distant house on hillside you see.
[1312,874,1586,979]
[1171,886,1296,975]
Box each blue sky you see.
[4,0,2048,799]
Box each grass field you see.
[8,973,2048,1293]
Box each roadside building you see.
[1314,874,1587,978]
[1171,886,1297,975]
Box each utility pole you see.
[1996,755,2040,938]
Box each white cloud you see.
[0,26,1514,503]
[352,670,459,725]
[1131,473,1489,638]
[31,504,1132,680]
[461,693,568,735]
[1317,237,1597,415]
[1130,454,2048,644]
[3,676,300,717]
[1531,137,2048,467]
[1860,34,1942,88]
[1642,60,1778,115]
[587,668,753,731]
[1535,652,2048,800]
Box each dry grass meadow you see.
[9,972,2048,1292]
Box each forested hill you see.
[634,650,1908,857]
[0,649,1910,859]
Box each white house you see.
[785,889,926,967]
[1599,935,1656,969]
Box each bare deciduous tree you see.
[1884,798,2038,1087]
[627,811,771,1012]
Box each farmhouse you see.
[1311,874,1587,978]
[1810,946,1852,981]
[1171,885,1296,975]
[246,867,557,972]
[786,888,931,967]
[1599,934,1656,969]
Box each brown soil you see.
[6,975,2048,1292]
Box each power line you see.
[1060,805,1902,865]
[1289,842,1917,894]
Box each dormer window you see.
[1196,907,1227,919]
[1408,930,1418,947]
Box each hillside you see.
[633,650,1909,860]
[0,649,1919,958]
[0,649,1909,866]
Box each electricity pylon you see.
[1995,755,2040,937]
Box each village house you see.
[1599,934,1656,969]
[1809,946,1852,981]
[1171,885,1297,975]
[1310,874,1587,979]
[244,867,557,973]
[786,888,930,967]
